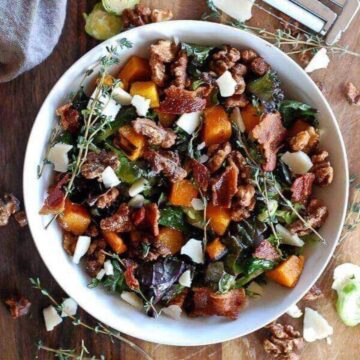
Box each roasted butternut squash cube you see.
[202,105,232,146]
[130,81,160,108]
[117,125,145,160]
[118,56,151,90]
[103,231,127,254]
[266,255,305,288]
[206,237,227,261]
[241,104,261,132]
[58,199,91,235]
[155,110,177,127]
[158,227,185,255]
[206,204,231,236]
[169,179,198,207]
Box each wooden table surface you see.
[0,1,359,359]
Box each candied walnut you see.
[250,57,270,76]
[100,203,132,233]
[14,211,27,227]
[211,163,239,208]
[251,112,287,172]
[85,238,107,277]
[143,149,187,183]
[0,193,20,226]
[85,223,99,238]
[39,174,69,215]
[227,151,251,183]
[280,15,301,36]
[263,322,304,360]
[290,198,328,236]
[63,231,77,255]
[253,240,280,261]
[150,40,178,87]
[231,184,256,222]
[56,103,81,134]
[240,49,258,63]
[311,150,334,187]
[132,203,160,236]
[191,159,210,192]
[302,285,323,301]
[289,126,319,153]
[5,297,31,318]
[291,173,315,204]
[188,287,247,319]
[171,51,189,89]
[96,187,120,209]
[81,150,120,180]
[122,4,151,27]
[232,63,248,77]
[225,93,249,108]
[158,86,207,114]
[132,118,176,148]
[151,8,174,23]
[207,142,232,173]
[344,81,360,105]
[209,45,241,75]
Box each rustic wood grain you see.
[0,1,359,359]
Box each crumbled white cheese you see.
[176,112,202,135]
[276,224,304,247]
[181,239,204,264]
[131,95,150,117]
[61,298,78,317]
[43,305,63,331]
[199,154,209,164]
[128,178,148,197]
[191,198,205,211]
[96,268,106,280]
[88,88,121,120]
[213,0,255,22]
[128,194,145,208]
[104,260,114,276]
[287,304,303,318]
[230,107,246,133]
[112,87,132,105]
[281,151,313,175]
[73,236,91,264]
[101,166,120,188]
[197,142,206,151]
[305,48,330,73]
[303,307,333,342]
[216,70,237,97]
[178,270,192,287]
[120,291,143,310]
[162,305,182,320]
[47,143,73,173]
[247,281,264,298]
[332,263,360,292]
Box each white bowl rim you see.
[23,20,349,346]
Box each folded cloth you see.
[0,0,67,83]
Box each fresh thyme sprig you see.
[203,0,360,58]
[30,278,152,360]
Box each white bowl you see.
[23,20,348,346]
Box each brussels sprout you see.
[336,278,360,326]
[102,0,140,15]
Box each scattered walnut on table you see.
[14,211,28,227]
[5,296,31,319]
[302,285,323,302]
[263,322,304,360]
[344,81,360,105]
[0,193,20,227]
[122,5,173,28]
[311,150,334,187]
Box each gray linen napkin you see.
[0,0,67,83]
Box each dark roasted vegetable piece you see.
[236,258,276,287]
[279,100,318,128]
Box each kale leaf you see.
[159,206,187,231]
[181,42,214,66]
[279,100,318,128]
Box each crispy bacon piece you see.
[191,159,210,192]
[291,173,315,204]
[100,203,132,233]
[253,240,280,261]
[158,86,207,114]
[132,118,176,148]
[211,163,239,208]
[189,287,247,319]
[132,203,160,236]
[124,260,140,290]
[56,103,81,134]
[5,297,31,318]
[39,174,69,215]
[251,112,287,172]
[143,149,187,183]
